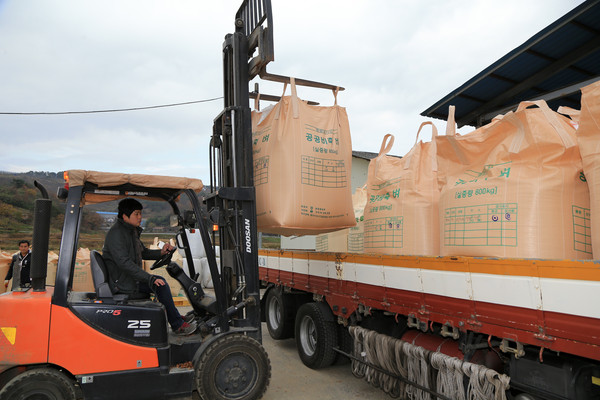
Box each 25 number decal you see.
[127,320,151,329]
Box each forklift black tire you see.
[195,333,271,400]
[0,367,76,400]
[294,302,338,369]
[265,288,295,340]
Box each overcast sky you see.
[0,0,584,183]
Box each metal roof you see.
[352,151,378,160]
[421,0,600,127]
[352,150,402,160]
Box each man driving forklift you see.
[102,198,196,335]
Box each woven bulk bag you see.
[0,251,12,294]
[315,185,369,253]
[315,228,349,253]
[348,186,367,253]
[436,101,591,259]
[364,123,440,256]
[576,80,600,258]
[251,78,355,236]
[73,248,94,292]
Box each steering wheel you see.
[150,247,177,270]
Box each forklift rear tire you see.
[295,302,338,369]
[0,367,76,400]
[195,333,271,400]
[265,288,295,340]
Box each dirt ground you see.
[178,300,390,400]
[259,323,390,400]
[179,304,389,400]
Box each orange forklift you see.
[0,1,275,399]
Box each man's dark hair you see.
[118,198,143,219]
[18,240,30,246]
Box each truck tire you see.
[295,302,338,369]
[265,287,295,340]
[195,333,271,400]
[0,367,76,400]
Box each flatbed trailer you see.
[259,249,600,400]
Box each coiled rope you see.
[348,326,510,400]
[463,362,511,400]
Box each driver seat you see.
[90,250,129,303]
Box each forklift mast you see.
[205,0,273,341]
[203,0,340,340]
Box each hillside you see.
[0,171,208,252]
[0,171,64,232]
[0,170,196,220]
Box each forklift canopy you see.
[65,169,204,204]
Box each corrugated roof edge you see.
[352,150,402,160]
[420,0,599,124]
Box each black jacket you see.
[102,218,161,294]
[5,251,31,288]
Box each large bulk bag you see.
[315,228,349,253]
[576,80,600,258]
[315,185,369,253]
[348,186,368,253]
[0,251,12,294]
[364,123,440,256]
[73,248,95,292]
[251,78,355,236]
[436,100,591,259]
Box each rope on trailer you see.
[389,335,409,397]
[403,341,433,400]
[431,352,466,400]
[349,325,368,379]
[462,362,510,400]
[375,331,404,397]
[348,326,510,400]
[363,329,380,387]
[350,326,433,399]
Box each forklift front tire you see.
[0,367,76,400]
[195,333,271,400]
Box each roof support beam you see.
[457,34,600,127]
[481,75,600,122]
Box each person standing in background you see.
[4,240,32,290]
